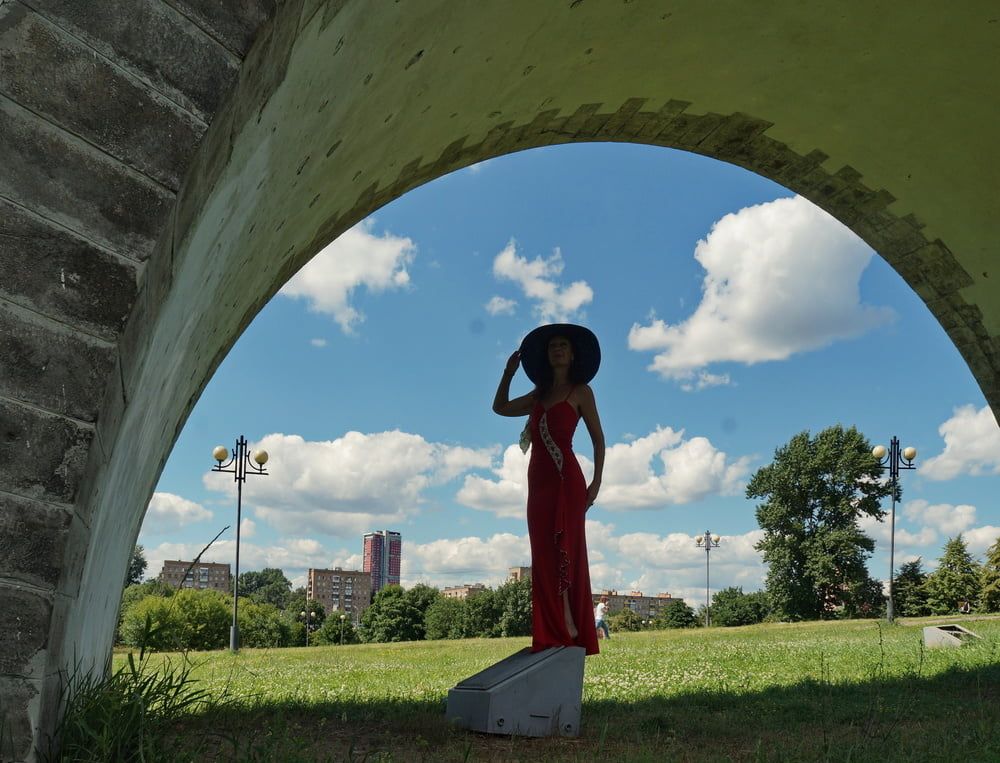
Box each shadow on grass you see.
[162,660,1000,762]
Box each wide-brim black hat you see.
[519,323,601,386]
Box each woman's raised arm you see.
[577,384,605,508]
[493,350,536,417]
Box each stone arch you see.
[2,1,997,758]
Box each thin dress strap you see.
[564,385,576,401]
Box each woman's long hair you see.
[532,336,584,401]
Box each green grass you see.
[107,616,1000,762]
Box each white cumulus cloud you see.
[628,195,894,386]
[402,533,530,587]
[280,220,415,333]
[204,431,494,538]
[485,296,517,316]
[491,240,593,323]
[903,499,977,535]
[921,405,1000,480]
[144,492,212,530]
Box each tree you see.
[126,544,148,587]
[710,587,770,627]
[405,584,443,640]
[608,607,643,632]
[980,538,1000,613]
[238,601,294,648]
[464,588,502,638]
[892,558,930,616]
[239,568,292,608]
[313,610,360,645]
[494,577,532,637]
[653,599,697,629]
[925,535,982,614]
[172,589,231,650]
[424,597,466,640]
[361,585,424,642]
[747,425,892,620]
[116,579,174,643]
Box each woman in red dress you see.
[492,324,605,655]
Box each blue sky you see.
[139,143,1000,606]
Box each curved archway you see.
[2,2,997,756]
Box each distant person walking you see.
[594,595,610,640]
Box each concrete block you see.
[0,200,138,342]
[923,624,982,648]
[0,98,173,261]
[0,303,115,423]
[0,399,93,505]
[0,493,72,591]
[446,646,585,738]
[0,587,51,677]
[0,5,204,191]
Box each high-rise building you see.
[158,560,231,592]
[363,530,401,594]
[307,567,372,623]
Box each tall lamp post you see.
[695,531,721,627]
[340,613,346,646]
[212,436,269,652]
[301,610,315,647]
[872,437,917,624]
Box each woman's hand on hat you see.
[504,350,521,376]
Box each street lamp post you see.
[695,531,721,627]
[212,436,269,653]
[340,613,346,646]
[872,437,917,624]
[301,610,315,647]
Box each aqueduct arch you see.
[1,1,997,757]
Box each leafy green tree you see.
[710,587,771,627]
[126,544,148,587]
[238,601,293,648]
[838,576,885,619]
[653,599,697,629]
[405,584,443,640]
[495,577,532,637]
[424,597,467,640]
[464,588,502,638]
[172,589,232,650]
[361,585,424,642]
[286,594,326,626]
[313,610,360,645]
[747,425,892,620]
[892,558,930,616]
[608,607,643,632]
[116,579,174,644]
[119,595,186,650]
[925,535,982,614]
[980,538,1000,613]
[239,568,292,608]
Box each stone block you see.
[0,494,72,591]
[0,586,51,677]
[0,677,37,763]
[0,303,115,423]
[0,399,93,505]
[0,199,138,342]
[168,0,274,57]
[0,98,173,261]
[28,0,240,121]
[0,5,204,191]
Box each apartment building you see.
[158,560,231,592]
[307,567,372,623]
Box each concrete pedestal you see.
[446,646,585,737]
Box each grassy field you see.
[108,616,1000,762]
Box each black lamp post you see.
[340,613,346,646]
[872,437,917,624]
[695,530,721,627]
[212,436,269,652]
[301,610,315,647]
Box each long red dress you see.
[527,395,600,656]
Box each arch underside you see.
[0,1,997,758]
